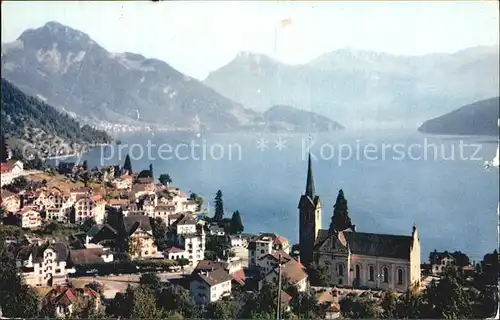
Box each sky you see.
[1,1,499,80]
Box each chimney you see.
[297,255,300,264]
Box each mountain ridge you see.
[417,97,500,136]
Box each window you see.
[260,249,265,254]
[337,263,344,277]
[397,269,403,285]
[369,266,374,281]
[338,278,343,285]
[355,264,360,279]
[383,267,389,283]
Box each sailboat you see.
[484,118,499,169]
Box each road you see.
[71,270,191,299]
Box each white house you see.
[15,242,75,287]
[248,233,290,268]
[189,268,233,305]
[74,194,106,224]
[0,160,24,187]
[258,256,309,293]
[182,226,206,266]
[16,206,42,229]
[164,247,187,260]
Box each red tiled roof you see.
[231,269,246,286]
[0,163,12,173]
[55,288,78,307]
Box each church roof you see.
[316,229,413,260]
[344,231,412,260]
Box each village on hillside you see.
[0,152,498,319]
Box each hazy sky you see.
[2,1,499,80]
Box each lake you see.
[52,129,499,262]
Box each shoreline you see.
[43,143,112,161]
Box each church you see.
[298,154,421,292]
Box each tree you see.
[158,173,172,186]
[189,193,204,210]
[422,268,473,319]
[130,286,165,319]
[205,300,237,319]
[82,160,88,170]
[156,284,200,318]
[291,291,325,319]
[149,163,154,178]
[380,289,398,318]
[150,217,169,250]
[0,239,40,318]
[214,190,224,221]
[123,154,133,174]
[329,189,352,233]
[451,251,471,267]
[307,262,332,287]
[80,217,96,233]
[0,133,8,163]
[339,295,382,318]
[229,210,244,234]
[139,272,161,290]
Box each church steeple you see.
[305,153,315,199]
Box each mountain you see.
[204,47,499,127]
[1,78,112,158]
[260,105,344,133]
[417,97,499,136]
[1,21,260,132]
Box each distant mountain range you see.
[1,78,112,158]
[418,97,499,136]
[204,47,499,127]
[0,21,343,133]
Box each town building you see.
[429,251,456,275]
[258,251,309,292]
[15,206,42,229]
[124,216,159,259]
[15,242,75,287]
[247,233,290,268]
[0,160,24,186]
[189,267,233,305]
[74,194,106,224]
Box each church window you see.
[369,265,374,281]
[382,267,389,283]
[397,269,403,285]
[355,264,360,279]
[337,263,344,276]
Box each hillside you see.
[204,48,499,127]
[1,78,112,158]
[417,97,500,136]
[1,21,259,132]
[261,105,344,133]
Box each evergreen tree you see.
[0,133,8,163]
[329,189,352,233]
[123,154,133,173]
[214,190,224,222]
[82,160,88,170]
[229,210,244,234]
[149,163,154,178]
[158,173,172,186]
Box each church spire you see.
[305,153,315,199]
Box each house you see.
[153,204,176,223]
[69,247,114,264]
[189,267,233,305]
[0,160,24,186]
[258,254,309,292]
[15,242,75,287]
[429,251,456,275]
[181,225,206,266]
[15,206,42,229]
[124,216,158,259]
[172,214,198,234]
[209,224,226,236]
[74,194,106,224]
[112,174,133,190]
[36,189,73,223]
[315,289,341,319]
[230,235,245,247]
[299,156,421,292]
[108,199,130,210]
[257,251,294,276]
[164,247,188,260]
[248,233,291,268]
[42,286,101,318]
[1,189,21,212]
